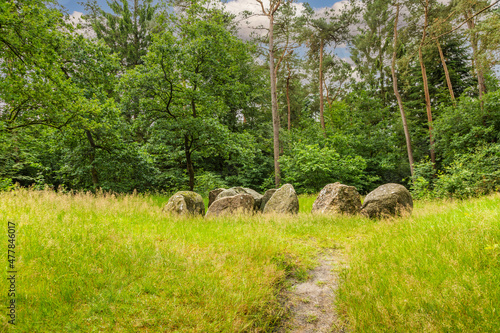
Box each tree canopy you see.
[1,0,499,198]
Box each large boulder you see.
[215,187,263,211]
[360,183,413,219]
[216,187,247,200]
[163,191,205,216]
[243,188,264,210]
[312,183,361,215]
[208,188,226,208]
[260,189,277,211]
[263,184,299,214]
[206,194,255,217]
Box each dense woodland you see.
[1,0,500,198]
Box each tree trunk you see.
[286,65,291,131]
[464,11,487,102]
[419,0,436,165]
[379,39,385,104]
[85,130,99,188]
[269,14,281,187]
[184,135,195,191]
[319,38,326,135]
[391,4,414,176]
[436,38,456,104]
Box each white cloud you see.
[66,11,97,38]
[225,0,351,40]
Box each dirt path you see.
[277,249,348,333]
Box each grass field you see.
[0,189,499,332]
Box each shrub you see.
[279,142,368,194]
[411,144,500,199]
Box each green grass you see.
[0,190,499,332]
[337,197,500,332]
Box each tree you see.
[301,2,359,134]
[1,0,86,132]
[255,0,294,187]
[351,0,393,104]
[120,7,255,190]
[82,0,159,69]
[391,3,414,176]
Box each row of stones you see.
[163,182,413,219]
[313,182,413,218]
[163,183,299,217]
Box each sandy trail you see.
[277,249,348,333]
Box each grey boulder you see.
[206,194,255,217]
[163,191,205,216]
[215,187,263,211]
[260,189,277,211]
[312,183,361,215]
[360,183,413,219]
[208,188,226,208]
[263,184,299,214]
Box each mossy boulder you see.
[312,183,361,215]
[215,187,247,200]
[263,184,299,214]
[206,194,255,217]
[360,183,413,219]
[208,188,225,208]
[215,187,263,211]
[242,188,263,210]
[163,191,205,216]
[260,189,277,211]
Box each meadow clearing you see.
[0,189,499,332]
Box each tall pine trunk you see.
[391,4,414,176]
[286,64,291,131]
[464,10,487,102]
[436,38,456,103]
[184,135,195,191]
[269,14,281,187]
[419,0,436,165]
[319,38,326,135]
[85,130,100,188]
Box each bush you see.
[194,171,228,197]
[411,144,500,199]
[434,145,500,199]
[0,178,15,191]
[410,159,436,199]
[279,142,368,194]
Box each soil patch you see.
[277,249,348,333]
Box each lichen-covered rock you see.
[263,184,299,214]
[163,191,205,216]
[260,189,277,211]
[215,187,247,200]
[208,188,225,208]
[243,188,263,210]
[360,183,413,219]
[206,194,255,217]
[214,187,263,211]
[312,183,361,215]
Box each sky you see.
[59,0,351,59]
[58,0,344,16]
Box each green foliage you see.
[82,0,158,69]
[410,159,436,199]
[1,0,499,198]
[119,8,257,190]
[434,144,500,199]
[280,141,368,194]
[412,144,500,199]
[0,178,15,191]
[194,171,228,197]
[435,89,500,166]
